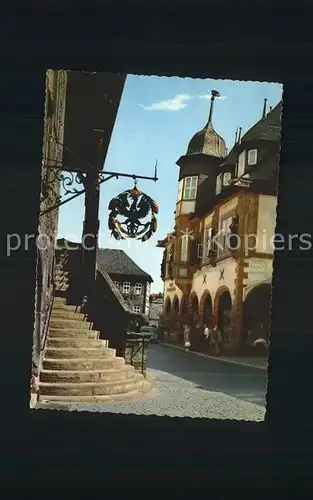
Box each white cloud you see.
[139,94,194,111]
[197,93,228,101]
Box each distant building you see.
[149,296,164,326]
[97,248,153,316]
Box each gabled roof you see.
[97,248,153,282]
[241,101,282,143]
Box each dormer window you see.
[237,151,246,178]
[216,173,222,195]
[223,172,232,186]
[183,176,198,199]
[247,149,258,166]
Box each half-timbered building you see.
[157,92,282,355]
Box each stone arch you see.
[172,295,180,317]
[164,296,172,318]
[180,295,189,317]
[200,290,213,328]
[243,283,272,345]
[214,286,232,338]
[189,291,199,324]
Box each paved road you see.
[150,344,267,407]
[39,344,267,420]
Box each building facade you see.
[33,69,67,376]
[157,92,281,355]
[97,248,153,316]
[149,295,164,327]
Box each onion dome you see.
[186,89,227,159]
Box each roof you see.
[241,101,282,144]
[156,231,175,248]
[97,248,153,282]
[219,146,237,167]
[186,121,227,158]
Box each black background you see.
[1,1,313,494]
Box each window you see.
[216,174,222,195]
[177,179,184,201]
[183,176,198,199]
[134,283,143,295]
[113,281,119,288]
[133,306,141,314]
[247,149,258,166]
[122,282,130,294]
[180,235,189,262]
[237,151,246,178]
[204,227,213,258]
[218,216,233,254]
[223,172,232,186]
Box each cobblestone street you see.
[40,344,267,420]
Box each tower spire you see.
[262,98,267,118]
[208,89,220,124]
[235,126,238,144]
[237,126,242,144]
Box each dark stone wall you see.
[32,71,66,378]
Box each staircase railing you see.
[124,332,149,375]
[40,254,56,360]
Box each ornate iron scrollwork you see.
[41,163,87,204]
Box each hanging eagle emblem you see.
[108,184,158,242]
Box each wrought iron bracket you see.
[40,161,158,217]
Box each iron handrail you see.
[125,332,149,375]
[41,254,56,358]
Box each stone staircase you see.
[38,262,151,404]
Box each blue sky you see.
[58,75,283,293]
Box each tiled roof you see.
[241,101,282,143]
[219,146,237,167]
[97,248,153,282]
[186,122,227,158]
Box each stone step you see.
[52,304,82,313]
[55,281,69,289]
[43,356,125,371]
[38,381,152,404]
[49,328,99,339]
[55,275,69,282]
[55,283,69,292]
[47,337,108,349]
[54,297,67,305]
[39,374,144,396]
[40,365,135,383]
[55,277,69,284]
[51,310,86,320]
[50,319,92,329]
[55,268,67,274]
[45,347,116,359]
[55,270,69,276]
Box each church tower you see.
[173,89,227,284]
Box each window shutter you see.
[237,151,246,177]
[216,174,222,194]
[223,172,232,186]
